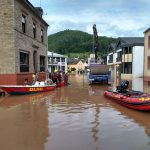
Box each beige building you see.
[144,28,150,80]
[68,59,85,73]
[0,0,48,85]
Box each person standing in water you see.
[64,72,68,85]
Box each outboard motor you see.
[116,80,129,93]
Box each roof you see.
[119,37,144,44]
[144,27,150,33]
[67,58,81,65]
[47,51,67,58]
[106,37,144,54]
[108,43,116,51]
[23,0,49,26]
[117,37,144,47]
[106,43,116,54]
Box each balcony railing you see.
[122,54,132,62]
[58,62,66,66]
[48,60,58,64]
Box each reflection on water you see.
[0,75,150,150]
[0,93,51,150]
[111,76,150,93]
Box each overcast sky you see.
[29,0,150,37]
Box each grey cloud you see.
[29,0,150,37]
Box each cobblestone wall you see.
[0,0,15,74]
[0,0,48,85]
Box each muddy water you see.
[0,75,150,150]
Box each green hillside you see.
[48,29,116,58]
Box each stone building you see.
[144,28,150,80]
[0,0,48,85]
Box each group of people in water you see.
[24,70,69,86]
[49,70,68,85]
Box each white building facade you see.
[107,37,144,79]
[132,46,144,77]
[47,51,67,73]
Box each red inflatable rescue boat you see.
[104,90,150,111]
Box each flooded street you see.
[0,75,150,150]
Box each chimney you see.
[35,7,43,17]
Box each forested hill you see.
[48,30,116,56]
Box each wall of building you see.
[113,52,117,64]
[132,46,144,77]
[132,77,143,91]
[47,52,68,73]
[0,0,48,85]
[144,30,150,80]
[14,0,48,73]
[0,0,16,74]
[68,61,85,73]
[77,61,85,70]
[121,74,132,79]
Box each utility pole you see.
[93,24,99,63]
[52,51,54,73]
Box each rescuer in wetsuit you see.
[64,72,68,85]
[57,71,62,84]
[52,72,58,84]
[116,80,129,93]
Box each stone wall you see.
[0,0,15,74]
[144,30,150,78]
[14,0,48,73]
[0,0,48,85]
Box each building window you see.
[147,56,150,70]
[62,58,65,62]
[121,62,132,74]
[56,57,60,62]
[41,29,44,42]
[128,47,132,53]
[33,23,36,38]
[20,51,29,72]
[118,51,122,57]
[22,15,26,33]
[116,51,122,62]
[108,54,113,63]
[148,36,150,49]
[40,56,45,71]
[123,47,132,54]
[124,47,128,54]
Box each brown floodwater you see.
[0,75,150,150]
